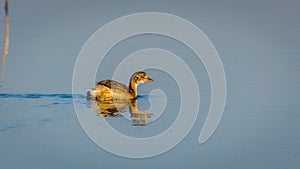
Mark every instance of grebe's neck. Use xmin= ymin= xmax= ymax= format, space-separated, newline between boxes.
xmin=129 ymin=81 xmax=138 ymax=98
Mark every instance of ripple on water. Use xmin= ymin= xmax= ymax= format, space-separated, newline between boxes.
xmin=0 ymin=94 xmax=86 ymax=132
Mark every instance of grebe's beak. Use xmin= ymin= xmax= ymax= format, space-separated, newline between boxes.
xmin=147 ymin=77 xmax=154 ymax=82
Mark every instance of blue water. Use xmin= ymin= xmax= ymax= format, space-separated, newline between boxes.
xmin=0 ymin=94 xmax=83 ymax=99
xmin=0 ymin=94 xmax=76 ymax=130
xmin=1 ymin=0 xmax=300 ymax=169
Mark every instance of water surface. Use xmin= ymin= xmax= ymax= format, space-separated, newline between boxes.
xmin=1 ymin=0 xmax=300 ymax=169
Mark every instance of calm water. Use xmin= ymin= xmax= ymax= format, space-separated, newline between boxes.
xmin=1 ymin=0 xmax=300 ymax=169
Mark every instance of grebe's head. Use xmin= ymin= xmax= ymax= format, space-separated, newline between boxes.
xmin=131 ymin=71 xmax=153 ymax=85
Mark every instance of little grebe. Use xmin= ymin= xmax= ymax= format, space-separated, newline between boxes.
xmin=87 ymin=71 xmax=153 ymax=101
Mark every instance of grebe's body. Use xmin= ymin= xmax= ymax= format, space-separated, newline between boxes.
xmin=87 ymin=71 xmax=153 ymax=102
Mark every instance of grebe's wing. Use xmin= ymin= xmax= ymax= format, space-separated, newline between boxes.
xmin=97 ymin=80 xmax=129 ymax=92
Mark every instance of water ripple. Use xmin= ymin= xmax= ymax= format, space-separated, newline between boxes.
xmin=0 ymin=93 xmax=85 ymax=99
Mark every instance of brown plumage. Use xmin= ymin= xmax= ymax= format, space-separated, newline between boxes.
xmin=87 ymin=71 xmax=153 ymax=102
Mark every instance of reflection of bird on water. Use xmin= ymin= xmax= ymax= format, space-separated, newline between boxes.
xmin=91 ymin=99 xmax=152 ymax=126
xmin=87 ymin=71 xmax=153 ymax=101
